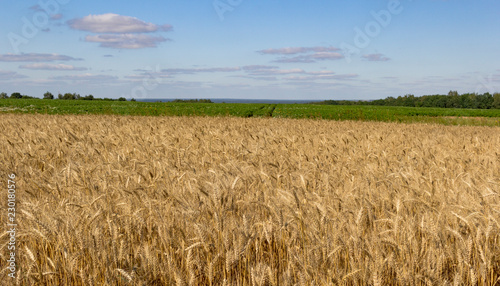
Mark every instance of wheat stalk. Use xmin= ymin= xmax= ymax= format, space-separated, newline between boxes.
xmin=0 ymin=114 xmax=498 ymax=285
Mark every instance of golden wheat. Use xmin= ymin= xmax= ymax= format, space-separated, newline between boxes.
xmin=0 ymin=114 xmax=499 ymax=285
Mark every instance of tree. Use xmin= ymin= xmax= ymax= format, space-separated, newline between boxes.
xmin=43 ymin=91 xmax=54 ymax=99
xmin=0 ymin=92 xmax=8 ymax=99
xmin=447 ymin=90 xmax=460 ymax=108
xmin=10 ymin=92 xmax=22 ymax=99
xmin=384 ymin=96 xmax=396 ymax=106
xmin=463 ymin=93 xmax=477 ymax=108
xmin=476 ymin=93 xmax=493 ymax=109
xmin=62 ymin=93 xmax=80 ymax=100
xmin=493 ymin=93 xmax=500 ymax=109
xmin=402 ymin=94 xmax=416 ymax=107
xmin=431 ymin=95 xmax=446 ymax=108
xmin=118 ymin=97 xmax=127 ymax=101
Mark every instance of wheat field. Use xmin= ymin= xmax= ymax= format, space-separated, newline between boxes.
xmin=0 ymin=114 xmax=499 ymax=285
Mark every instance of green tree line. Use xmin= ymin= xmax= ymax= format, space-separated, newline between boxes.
xmin=0 ymin=92 xmax=37 ymax=99
xmin=316 ymin=91 xmax=500 ymax=109
xmin=0 ymin=91 xmax=128 ymax=101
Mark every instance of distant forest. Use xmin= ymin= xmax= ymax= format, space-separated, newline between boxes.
xmin=315 ymin=91 xmax=500 ymax=109
xmin=0 ymin=92 xmax=129 ymax=101
xmin=2 ymin=90 xmax=500 ymax=109
xmin=0 ymin=92 xmax=216 ymax=103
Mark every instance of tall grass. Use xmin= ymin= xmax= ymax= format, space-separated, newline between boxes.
xmin=0 ymin=114 xmax=499 ymax=285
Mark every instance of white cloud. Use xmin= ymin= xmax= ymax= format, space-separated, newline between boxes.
xmin=258 ymin=46 xmax=340 ymax=55
xmin=0 ymin=70 xmax=28 ymax=80
xmin=68 ymin=13 xmax=172 ymax=33
xmin=124 ymin=72 xmax=171 ymax=83
xmin=284 ymin=73 xmax=358 ymax=81
xmin=160 ymin=67 xmax=241 ymax=74
xmin=50 ymin=73 xmax=118 ymax=83
xmin=245 ymin=68 xmax=306 ymax=76
xmin=19 ymin=63 xmax=87 ymax=71
xmin=306 ymin=71 xmax=336 ymax=75
xmin=161 ymin=80 xmax=206 ymax=89
xmin=85 ymin=34 xmax=169 ymax=49
xmin=209 ymin=83 xmax=251 ymax=89
xmin=240 ymin=67 xmax=351 ymax=82
xmin=67 ymin=13 xmax=172 ymax=49
xmin=233 ymin=75 xmax=278 ymax=81
xmin=0 ymin=53 xmax=81 ymax=62
xmin=257 ymin=46 xmax=344 ymax=63
xmin=68 ymin=14 xmax=173 ymax=49
xmin=51 ymin=14 xmax=63 ymax=20
xmin=361 ymin=53 xmax=390 ymax=61
xmin=311 ymin=52 xmax=344 ymax=60
xmin=274 ymin=52 xmax=344 ymax=63
xmin=268 ymin=68 xmax=305 ymax=75
xmin=241 ymin=65 xmax=278 ymax=71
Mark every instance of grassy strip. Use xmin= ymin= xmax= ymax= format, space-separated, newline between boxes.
xmin=273 ymin=104 xmax=500 ymax=126
xmin=1 ymin=99 xmax=499 ymax=126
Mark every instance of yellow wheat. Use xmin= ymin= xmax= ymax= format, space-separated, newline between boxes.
xmin=0 ymin=114 xmax=498 ymax=285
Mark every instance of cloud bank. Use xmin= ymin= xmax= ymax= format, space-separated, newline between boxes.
xmin=68 ymin=13 xmax=172 ymax=33
xmin=0 ymin=53 xmax=81 ymax=62
xmin=257 ymin=46 xmax=344 ymax=63
xmin=68 ymin=13 xmax=173 ymax=49
xmin=19 ymin=63 xmax=87 ymax=71
xmin=0 ymin=70 xmax=28 ymax=80
xmin=361 ymin=53 xmax=390 ymax=61
xmin=85 ymin=34 xmax=169 ymax=49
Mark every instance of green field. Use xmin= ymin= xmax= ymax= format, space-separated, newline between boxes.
xmin=1 ymin=98 xmax=500 ymax=126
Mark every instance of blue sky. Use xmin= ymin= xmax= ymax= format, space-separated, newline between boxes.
xmin=0 ymin=0 xmax=499 ymax=100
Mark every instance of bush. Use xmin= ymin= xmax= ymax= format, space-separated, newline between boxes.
xmin=172 ymin=99 xmax=213 ymax=103
xmin=10 ymin=92 xmax=22 ymax=99
xmin=493 ymin=93 xmax=500 ymax=109
xmin=44 ymin=92 xmax=54 ymax=99
xmin=61 ymin=93 xmax=80 ymax=100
